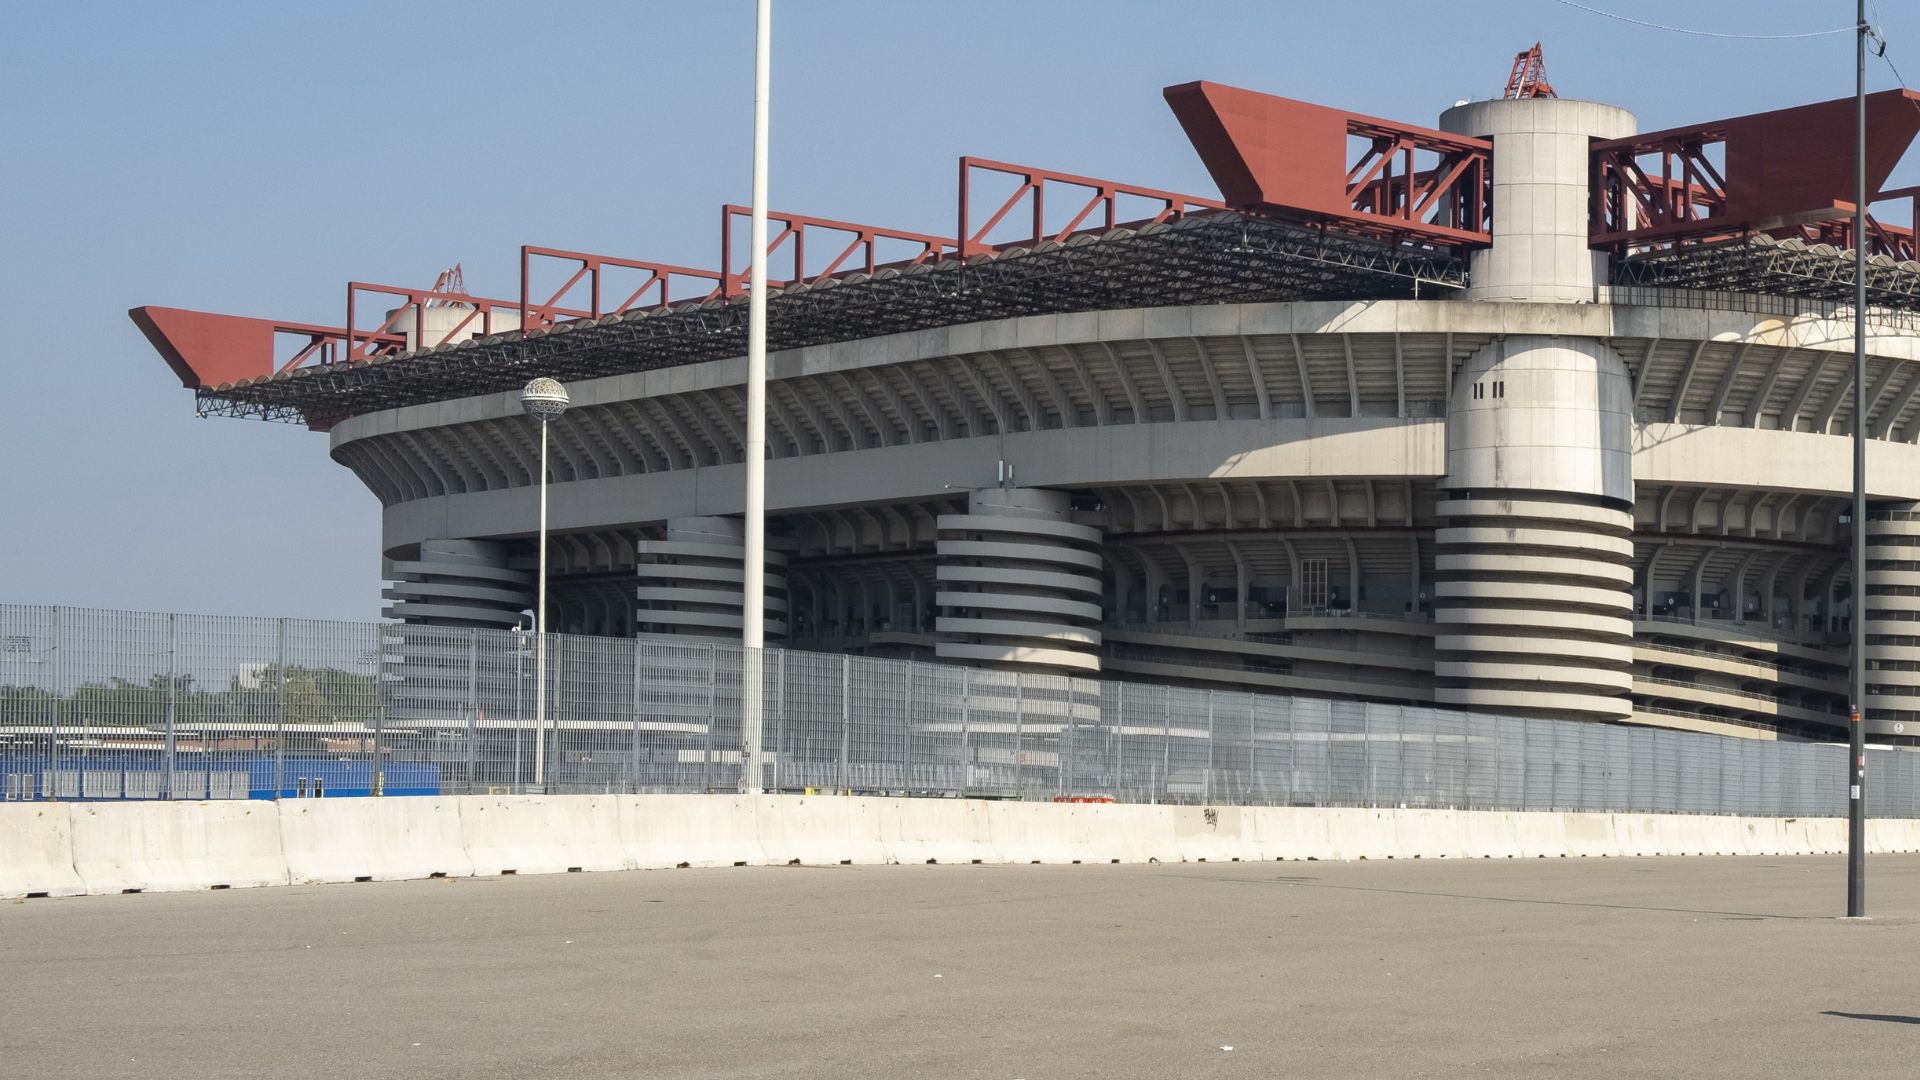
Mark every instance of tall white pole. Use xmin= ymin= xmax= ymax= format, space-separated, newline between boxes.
xmin=741 ymin=0 xmax=771 ymax=794
xmin=534 ymin=417 xmax=550 ymax=792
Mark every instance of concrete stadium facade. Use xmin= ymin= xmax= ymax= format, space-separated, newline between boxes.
xmin=150 ymin=89 xmax=1920 ymax=744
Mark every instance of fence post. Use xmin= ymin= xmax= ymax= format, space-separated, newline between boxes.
xmin=1160 ymin=687 xmax=1172 ymax=805
xmin=372 ymin=629 xmax=386 ymax=797
xmin=630 ymin=637 xmax=644 ymax=794
xmin=705 ymin=643 xmax=717 ymax=793
xmin=1013 ymin=673 xmax=1025 ymax=799
xmin=1060 ymin=678 xmax=1074 ymax=800
xmin=47 ymin=606 xmax=60 ymax=801
xmin=903 ymin=661 xmax=914 ymax=795
xmin=512 ymin=634 xmax=526 ymax=794
xmin=164 ymin=613 xmax=177 ymax=801
xmin=1205 ymin=690 xmax=1215 ymax=805
xmin=274 ymin=617 xmax=287 ymax=801
xmin=775 ymin=648 xmax=787 ymax=792
xmin=466 ymin=629 xmax=479 ymax=794
xmin=960 ymin=667 xmax=971 ymax=796
xmin=839 ymin=654 xmax=852 ymax=794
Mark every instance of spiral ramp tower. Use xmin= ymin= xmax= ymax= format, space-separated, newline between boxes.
xmin=1866 ymin=503 xmax=1920 ymax=737
xmin=381 ymin=539 xmax=533 ymax=727
xmin=382 ymin=539 xmax=532 ymax=628
xmin=935 ymin=489 xmax=1104 ymax=673
xmin=634 ymin=517 xmax=789 ymax=642
xmin=1433 ymin=335 xmax=1637 ymax=720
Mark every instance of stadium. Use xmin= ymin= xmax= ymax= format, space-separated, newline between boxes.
xmin=132 ymin=52 xmax=1920 ymax=745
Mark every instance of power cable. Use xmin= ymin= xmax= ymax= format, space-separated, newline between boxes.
xmin=1551 ymin=0 xmax=1855 ymax=41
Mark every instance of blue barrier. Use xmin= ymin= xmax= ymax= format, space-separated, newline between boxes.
xmin=0 ymin=751 xmax=441 ymax=801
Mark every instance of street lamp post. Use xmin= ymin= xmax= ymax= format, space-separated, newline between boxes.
xmin=1847 ymin=0 xmax=1870 ymax=919
xmin=741 ymin=0 xmax=772 ymax=795
xmin=520 ymin=377 xmax=571 ymax=794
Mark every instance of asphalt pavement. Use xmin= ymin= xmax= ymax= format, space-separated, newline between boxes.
xmin=4 ymin=855 xmax=1918 ymax=1079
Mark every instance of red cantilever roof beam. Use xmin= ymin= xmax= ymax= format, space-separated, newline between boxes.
xmin=1591 ymin=89 xmax=1920 ymax=255
xmin=1163 ymin=80 xmax=1491 ymax=248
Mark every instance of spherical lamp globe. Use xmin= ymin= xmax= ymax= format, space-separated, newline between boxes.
xmin=519 ymin=377 xmax=570 ymax=419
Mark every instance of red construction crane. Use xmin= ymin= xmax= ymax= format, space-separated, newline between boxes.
xmin=1504 ymin=43 xmax=1556 ymax=99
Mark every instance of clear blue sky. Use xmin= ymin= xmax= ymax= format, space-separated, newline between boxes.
xmin=1 ymin=0 xmax=1910 ymax=621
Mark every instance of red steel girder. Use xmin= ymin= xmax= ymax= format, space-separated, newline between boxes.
xmin=520 ymin=246 xmax=723 ymax=330
xmin=956 ymin=156 xmax=1224 ymax=257
xmin=1590 ymin=89 xmax=1920 ymax=253
xmin=344 ymin=282 xmax=525 ymax=362
xmin=720 ymin=206 xmax=956 ymax=297
xmin=1164 ymin=80 xmax=1492 ymax=248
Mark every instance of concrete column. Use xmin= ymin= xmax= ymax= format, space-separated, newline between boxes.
xmin=634 ymin=517 xmax=789 ymax=642
xmin=1433 ymin=336 xmax=1636 ymax=721
xmin=1439 ymin=98 xmax=1636 ymax=304
xmin=935 ymin=487 xmax=1103 ymax=673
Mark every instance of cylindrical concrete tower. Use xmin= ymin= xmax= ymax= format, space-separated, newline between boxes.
xmin=634 ymin=517 xmax=789 ymax=642
xmin=1431 ymin=96 xmax=1640 ymax=720
xmin=1434 ymin=336 xmax=1636 ymax=719
xmin=382 ymin=538 xmax=532 ymax=628
xmin=935 ymin=488 xmax=1104 ymax=672
xmin=1865 ymin=503 xmax=1920 ymax=736
xmin=1440 ymin=98 xmax=1636 ymax=303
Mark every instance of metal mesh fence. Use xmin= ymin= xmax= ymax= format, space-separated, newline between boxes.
xmin=1 ymin=602 xmax=1914 ymax=816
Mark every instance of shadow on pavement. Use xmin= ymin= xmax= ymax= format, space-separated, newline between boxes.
xmin=1822 ymin=1012 xmax=1920 ymax=1025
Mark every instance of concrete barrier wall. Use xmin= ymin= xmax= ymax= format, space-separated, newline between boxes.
xmin=5 ymin=796 xmax=1920 ymax=899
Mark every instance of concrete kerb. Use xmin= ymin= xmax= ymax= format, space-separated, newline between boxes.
xmin=1313 ymin=807 xmax=1402 ymax=860
xmin=1246 ymin=806 xmax=1340 ymax=860
xmin=1390 ymin=808 xmax=1472 ymax=859
xmin=1561 ymin=812 xmax=1618 ymax=858
xmin=460 ymin=794 xmax=635 ymax=876
xmin=12 ymin=795 xmax=1919 ymax=899
xmin=0 ymin=804 xmax=84 ymax=898
xmin=1456 ymin=809 xmax=1526 ymax=858
xmin=1506 ymin=811 xmax=1574 ymax=857
xmin=983 ymin=801 xmax=1179 ymax=864
xmin=68 ymin=800 xmax=288 ymax=894
xmin=279 ymin=796 xmax=472 ymax=884
xmin=1171 ymin=804 xmax=1258 ymax=863
xmin=868 ymin=797 xmax=996 ymax=865
xmin=625 ymin=794 xmax=768 ymax=869
xmin=749 ymin=794 xmax=874 ymax=865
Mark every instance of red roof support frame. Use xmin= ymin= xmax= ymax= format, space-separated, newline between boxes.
xmin=134 ymin=109 xmax=1226 ymax=396
xmin=520 ymin=246 xmax=723 ymax=327
xmin=1164 ymin=80 xmax=1492 ymax=248
xmin=719 ymin=206 xmax=955 ymax=297
xmin=1591 ymin=89 xmax=1920 ymax=255
xmin=343 ymin=281 xmax=523 ymax=362
xmin=956 ymin=156 xmax=1224 ymax=257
